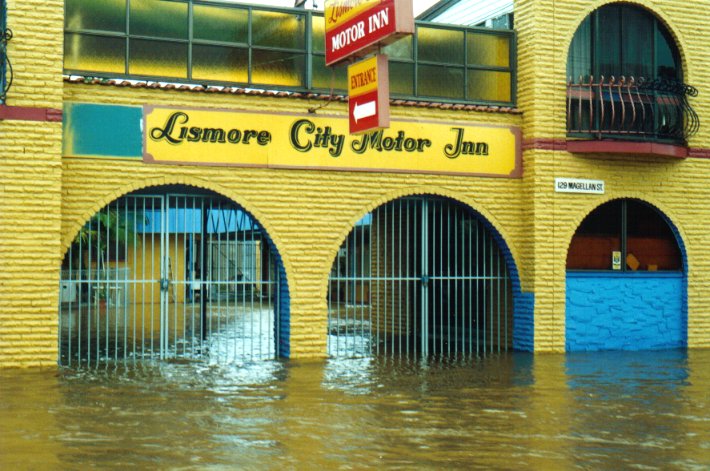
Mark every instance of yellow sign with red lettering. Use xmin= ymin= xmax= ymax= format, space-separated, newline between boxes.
xmin=144 ymin=106 xmax=522 ymax=178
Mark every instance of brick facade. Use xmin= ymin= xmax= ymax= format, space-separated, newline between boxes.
xmin=1 ymin=0 xmax=710 ymax=366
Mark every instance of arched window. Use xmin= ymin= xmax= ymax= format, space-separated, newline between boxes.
xmin=567 ymin=4 xmax=680 ymax=83
xmin=567 ymin=199 xmax=682 ymax=272
xmin=565 ymin=4 xmax=697 ymax=144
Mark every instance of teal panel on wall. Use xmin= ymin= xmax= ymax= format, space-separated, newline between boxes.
xmin=63 ymin=102 xmax=143 ymax=158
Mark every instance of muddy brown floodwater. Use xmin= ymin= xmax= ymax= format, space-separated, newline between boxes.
xmin=1 ymin=350 xmax=710 ymax=469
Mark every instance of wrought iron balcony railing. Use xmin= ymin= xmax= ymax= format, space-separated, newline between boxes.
xmin=567 ymin=76 xmax=699 ymax=144
xmin=0 ymin=0 xmax=12 ymax=104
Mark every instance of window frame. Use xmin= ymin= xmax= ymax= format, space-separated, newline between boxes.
xmin=63 ymin=0 xmax=517 ymax=107
xmin=567 ymin=199 xmax=683 ymax=273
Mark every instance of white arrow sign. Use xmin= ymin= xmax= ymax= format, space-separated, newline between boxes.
xmin=353 ymin=100 xmax=376 ymax=122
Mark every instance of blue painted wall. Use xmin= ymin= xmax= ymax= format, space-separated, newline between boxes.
xmin=566 ymin=272 xmax=686 ymax=351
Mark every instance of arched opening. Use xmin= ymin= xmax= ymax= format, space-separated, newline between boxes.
xmin=327 ymin=195 xmax=522 ymax=358
xmin=566 ymin=198 xmax=686 ymax=351
xmin=59 ymin=185 xmax=289 ymax=366
xmin=566 ymin=3 xmax=697 ymax=144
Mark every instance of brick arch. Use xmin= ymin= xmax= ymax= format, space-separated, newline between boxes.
xmin=561 ymin=194 xmax=688 ymax=272
xmin=321 ymin=187 xmax=534 ymax=351
xmin=321 ymin=186 xmax=523 ymax=299
xmin=60 ymin=175 xmax=292 ymax=287
xmin=563 ymin=1 xmax=689 ymax=81
xmin=564 ymin=195 xmax=688 ymax=351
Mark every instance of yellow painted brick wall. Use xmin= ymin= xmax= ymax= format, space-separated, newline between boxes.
xmin=61 ymin=83 xmax=528 ymax=360
xmin=0 ymin=1 xmax=64 ymax=367
xmin=516 ymin=0 xmax=710 ymax=351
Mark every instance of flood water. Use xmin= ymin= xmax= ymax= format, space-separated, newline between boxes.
xmin=2 ymin=350 xmax=709 ymax=469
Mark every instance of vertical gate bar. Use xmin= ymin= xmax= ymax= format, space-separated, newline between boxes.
xmin=77 ymin=228 xmax=84 ymax=364
xmin=159 ymin=197 xmax=166 ymax=359
xmin=345 ymin=220 xmax=351 ymax=356
xmin=405 ymin=199 xmax=410 ymax=356
xmin=420 ymin=198 xmax=429 ymax=358
xmin=433 ymin=200 xmax=444 ymax=355
xmin=103 ymin=204 xmax=109 ymax=362
xmin=456 ymin=207 xmax=462 ymax=355
xmin=389 ymin=200 xmax=397 ymax=357
xmin=200 ymin=198 xmax=207 ymax=355
xmin=490 ymin=232 xmax=494 ymax=353
xmin=113 ymin=200 xmax=118 ymax=362
xmin=123 ymin=200 xmax=129 ymax=362
xmin=375 ymin=206 xmax=380 ymax=356
xmin=361 ymin=209 xmax=366 ymax=356
xmin=180 ymin=196 xmax=186 ymax=357
xmin=481 ymin=223 xmax=486 ymax=354
xmin=505 ymin=256 xmax=509 ymax=349
xmin=273 ymin=246 xmax=279 ymax=359
xmin=475 ymin=219 xmax=480 ymax=355
xmin=447 ymin=201 xmax=452 ymax=357
xmin=152 ymin=197 xmax=158 ymax=358
xmin=63 ymin=245 xmax=70 ymax=365
xmin=131 ymin=198 xmax=137 ymax=360
xmin=397 ymin=199 xmax=402 ymax=357
xmin=497 ymin=245 xmax=501 ymax=352
xmin=191 ymin=197 xmax=197 ymax=357
xmin=368 ymin=210 xmax=373 ymax=356
xmin=87 ymin=212 xmax=93 ymax=366
xmin=381 ymin=203 xmax=392 ymax=355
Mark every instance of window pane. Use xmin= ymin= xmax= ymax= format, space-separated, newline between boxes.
xmin=626 ymin=201 xmax=682 ymax=271
xmin=417 ymin=27 xmax=464 ymax=64
xmin=467 ymin=33 xmax=509 ymax=68
xmin=192 ymin=45 xmax=248 ymax=83
xmin=567 ymin=16 xmax=591 ymax=81
xmin=418 ymin=64 xmax=464 ymax=99
xmin=129 ymin=39 xmax=187 ymax=78
xmin=130 ymin=0 xmax=187 ymax=40
xmin=252 ymin=50 xmax=304 ymax=87
xmin=66 ymin=0 xmax=126 ymax=32
xmin=596 ymin=5 xmax=621 ymax=77
xmin=389 ymin=61 xmax=414 ymax=96
xmin=312 ymin=16 xmax=325 ymax=53
xmin=567 ymin=200 xmax=622 ymax=270
xmin=64 ymin=33 xmax=126 ymax=74
xmin=311 ymin=55 xmax=347 ymax=91
xmin=621 ymin=6 xmax=653 ymax=79
xmin=194 ymin=5 xmax=248 ymax=44
xmin=467 ymin=69 xmax=511 ymax=102
xmin=383 ymin=36 xmax=413 ymax=60
xmin=657 ymin=26 xmax=681 ymax=80
xmin=252 ymin=11 xmax=305 ymax=49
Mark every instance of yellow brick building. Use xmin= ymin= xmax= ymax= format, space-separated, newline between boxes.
xmin=1 ymin=0 xmax=708 ymax=367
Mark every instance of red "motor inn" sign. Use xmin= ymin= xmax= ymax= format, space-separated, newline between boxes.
xmin=324 ymin=0 xmax=414 ymax=66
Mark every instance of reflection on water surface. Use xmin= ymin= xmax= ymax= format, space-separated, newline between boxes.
xmin=1 ymin=350 xmax=709 ymax=469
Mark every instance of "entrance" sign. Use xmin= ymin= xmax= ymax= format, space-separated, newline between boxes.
xmin=348 ymin=54 xmax=389 ymax=134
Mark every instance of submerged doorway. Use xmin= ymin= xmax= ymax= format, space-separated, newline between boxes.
xmin=566 ymin=199 xmax=686 ymax=351
xmin=327 ymin=196 xmax=515 ymax=358
xmin=59 ymin=186 xmax=288 ymax=366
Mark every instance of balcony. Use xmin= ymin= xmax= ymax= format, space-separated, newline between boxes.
xmin=567 ymin=76 xmax=699 ymax=157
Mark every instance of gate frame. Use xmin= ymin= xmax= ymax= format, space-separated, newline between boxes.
xmin=322 ymin=189 xmax=534 ymax=353
xmin=59 ymin=179 xmax=292 ymax=361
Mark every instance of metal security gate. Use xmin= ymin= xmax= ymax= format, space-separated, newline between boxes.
xmin=59 ymin=190 xmax=283 ymax=366
xmin=327 ymin=197 xmax=513 ymax=358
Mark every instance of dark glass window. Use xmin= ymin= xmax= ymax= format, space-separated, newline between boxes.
xmin=567 ymin=199 xmax=682 ymax=271
xmin=567 ymin=4 xmax=681 ymax=82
